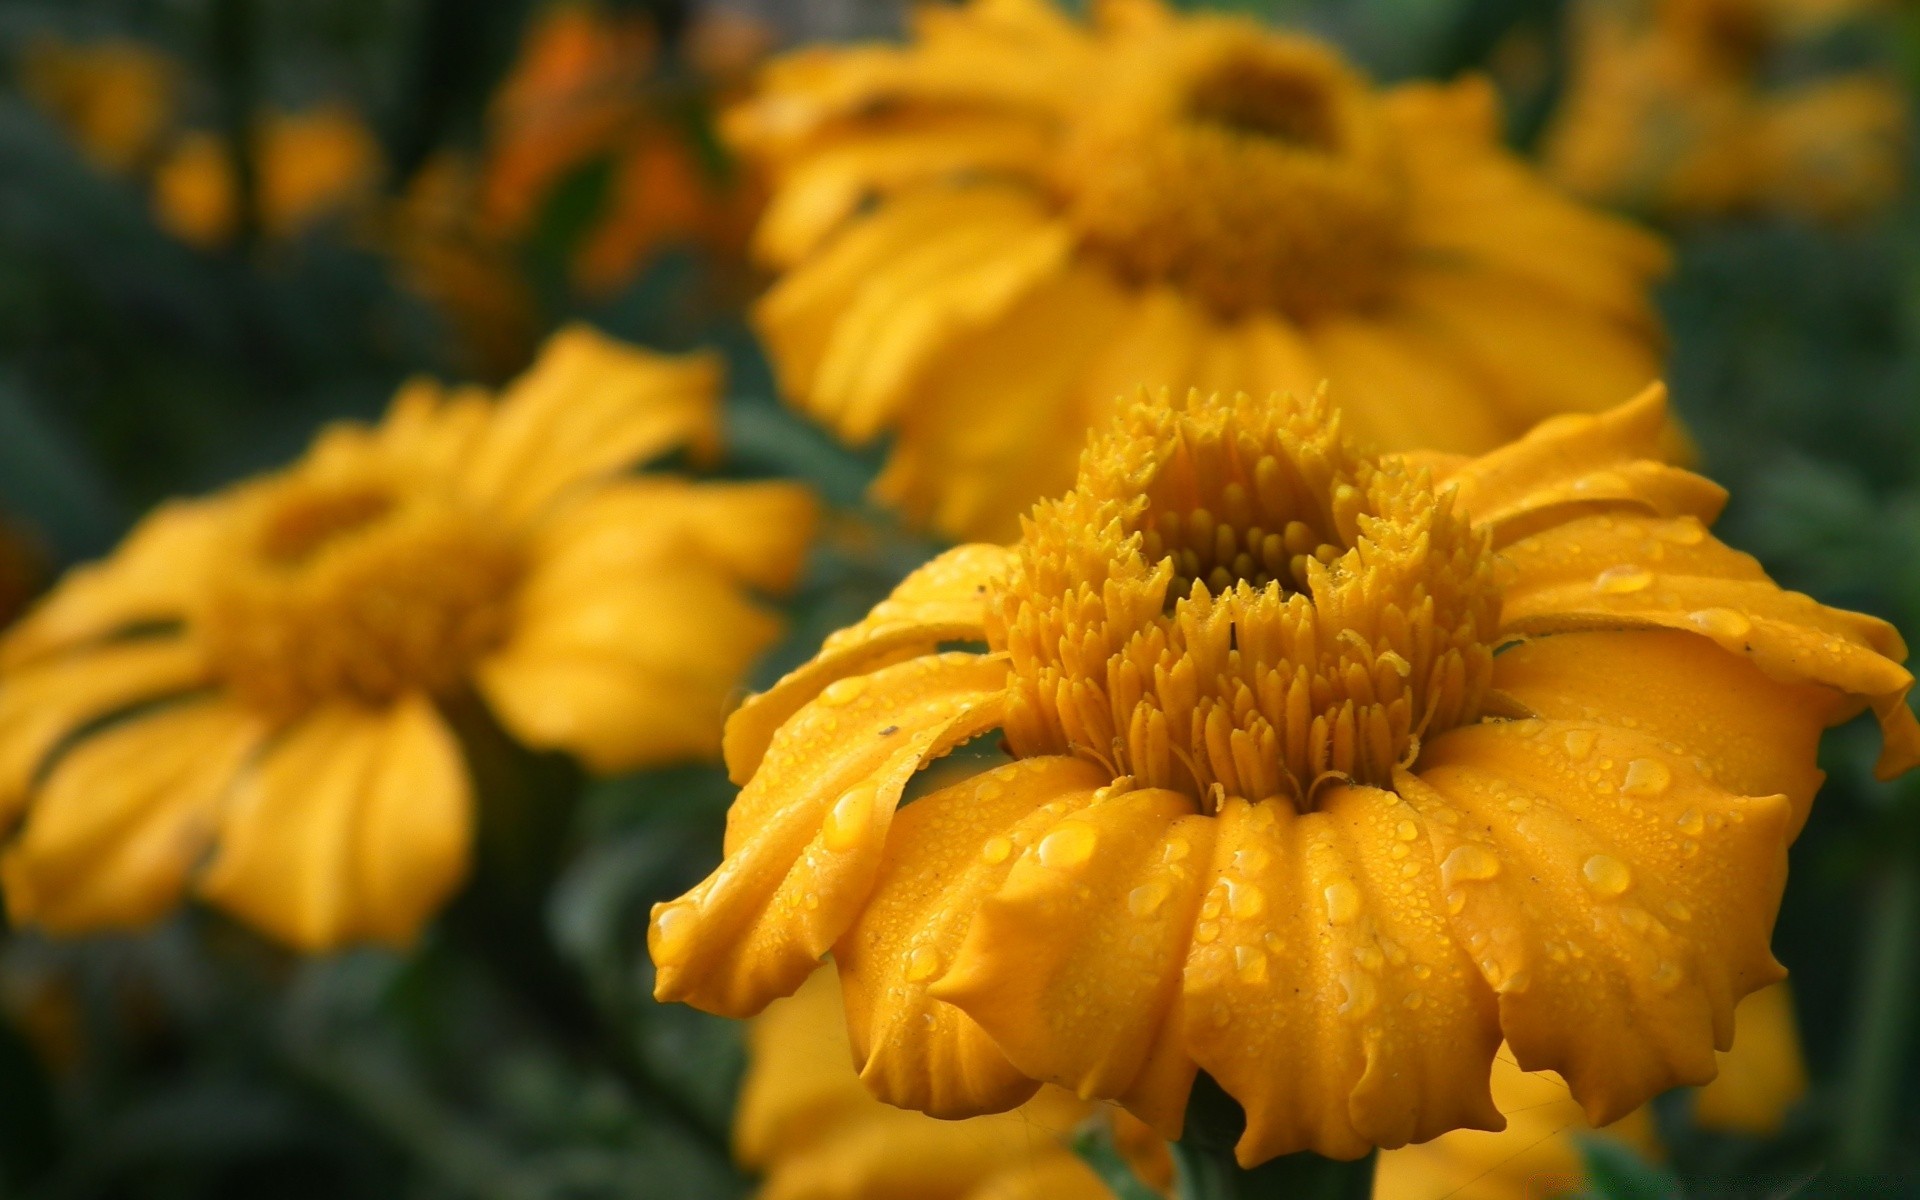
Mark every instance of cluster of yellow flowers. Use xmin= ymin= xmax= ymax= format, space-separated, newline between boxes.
xmin=6 ymin=0 xmax=1914 ymax=1196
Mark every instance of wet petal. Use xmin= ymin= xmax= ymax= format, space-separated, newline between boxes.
xmin=1402 ymin=718 xmax=1794 ymax=1123
xmin=3 ymin=699 xmax=261 ymax=932
xmin=837 ymin=756 xmax=1107 ymax=1117
xmin=724 ymin=545 xmax=1010 ymax=782
xmin=1499 ymin=513 xmax=1918 ymax=778
xmin=652 ymin=652 xmax=1010 ymax=1017
xmin=1494 ymin=629 xmax=1844 ymax=834
xmin=934 ymin=786 xmax=1211 ymax=1135
xmin=199 ymin=697 xmax=471 ymax=949
xmin=1435 ymin=386 xmax=1717 ymax=546
xmin=0 ymin=638 xmax=210 ymax=824
xmin=1183 ymin=792 xmax=1502 ymax=1164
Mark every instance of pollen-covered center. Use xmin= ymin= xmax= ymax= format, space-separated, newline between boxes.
xmin=200 ymin=466 xmax=522 ymax=718
xmin=1054 ymin=20 xmax=1408 ymax=320
xmin=989 ymin=389 xmax=1500 ymax=808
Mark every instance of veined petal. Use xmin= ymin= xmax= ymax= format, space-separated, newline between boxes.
xmin=724 ymin=544 xmax=1010 ymax=783
xmin=652 ymin=652 xmax=1010 ymax=1017
xmin=933 ymin=787 xmax=1211 ymax=1135
xmin=2 ymin=497 xmax=228 ymax=668
xmin=1402 ymin=719 xmax=1795 ymax=1124
xmin=0 ymin=637 xmax=211 ymax=825
xmin=461 ymin=324 xmax=722 ymax=527
xmin=2 ymin=699 xmax=262 ymax=932
xmin=1435 ymin=385 xmax=1716 ymax=545
xmin=1499 ymin=513 xmax=1918 ymax=777
xmin=198 ymin=696 xmax=471 ymax=950
xmin=837 ymin=757 xmax=1107 ymax=1117
xmin=1183 ymin=792 xmax=1502 ymax=1164
xmin=1493 ymin=630 xmax=1844 ymax=834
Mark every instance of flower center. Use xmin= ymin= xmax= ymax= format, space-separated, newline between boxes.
xmin=199 ymin=468 xmax=522 ymax=718
xmin=988 ymin=390 xmax=1499 ymax=807
xmin=1054 ymin=21 xmax=1408 ymax=320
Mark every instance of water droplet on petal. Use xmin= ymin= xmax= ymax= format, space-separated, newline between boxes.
xmin=1687 ymin=608 xmax=1752 ymax=640
xmin=1445 ymin=888 xmax=1467 ymax=915
xmin=905 ymin=945 xmax=942 ymax=982
xmin=981 ymin=835 xmax=1014 ymax=864
xmin=1234 ymin=945 xmax=1268 ymax=983
xmin=1129 ymin=879 xmax=1171 ymax=917
xmin=1440 ymin=844 xmax=1501 ymax=886
xmin=1595 ymin=565 xmax=1654 ymax=595
xmin=1564 ymin=729 xmax=1597 ymax=760
xmin=824 ymin=784 xmax=877 ymax=851
xmin=819 ymin=676 xmax=868 ymax=706
xmin=1038 ymin=821 xmax=1097 ymax=868
xmin=1195 ymin=921 xmax=1221 ymax=944
xmin=1395 ymin=820 xmax=1420 ymax=842
xmin=1622 ymin=758 xmax=1672 ymax=798
xmin=1227 ymin=878 xmax=1267 ymax=920
xmin=1652 ymin=960 xmax=1683 ymax=991
xmin=1162 ymin=838 xmax=1191 ymax=864
xmin=1323 ymin=881 xmax=1361 ymax=925
xmin=651 ymin=902 xmax=699 ymax=966
xmin=1676 ymin=808 xmax=1705 ymax=836
xmin=1583 ymin=854 xmax=1633 ymax=897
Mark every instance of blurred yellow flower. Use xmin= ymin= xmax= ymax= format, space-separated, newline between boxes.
xmin=152 ymin=107 xmax=383 ymax=248
xmin=739 ymin=966 xmax=1169 ymax=1200
xmin=652 ymin=383 xmax=1918 ymax=1164
xmin=0 ymin=326 xmax=816 ymax=950
xmin=726 ymin=0 xmax=1670 ymax=540
xmin=19 ymin=36 xmax=179 ymax=173
xmin=1545 ymin=0 xmax=1907 ymax=222
xmin=1375 ymin=982 xmax=1801 ymax=1198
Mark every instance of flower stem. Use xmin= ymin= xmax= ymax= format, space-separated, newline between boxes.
xmin=1836 ymin=812 xmax=1920 ymax=1175
xmin=1173 ymin=1074 xmax=1377 ymax=1200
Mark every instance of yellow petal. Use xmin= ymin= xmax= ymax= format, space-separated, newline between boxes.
xmin=928 ymin=785 xmax=1207 ymax=1132
xmin=1402 ymin=719 xmax=1795 ymax=1124
xmin=1182 ymin=792 xmax=1502 ymax=1165
xmin=1493 ymin=629 xmax=1844 ymax=835
xmin=3 ymin=699 xmax=261 ymax=932
xmin=735 ymin=967 xmax=879 ymax=1170
xmin=724 ymin=544 xmax=1010 ymax=783
xmin=2 ymin=497 xmax=228 ymax=668
xmin=462 ymin=324 xmax=722 ymax=527
xmin=652 ymin=652 xmax=1010 ymax=1017
xmin=526 ymin=477 xmax=818 ymax=597
xmin=1498 ymin=512 xmax=1919 ymax=778
xmin=1694 ymin=982 xmax=1807 ymax=1137
xmin=1305 ymin=310 xmax=1511 ymax=453
xmin=1437 ymin=385 xmax=1719 ymax=546
xmin=838 ymin=757 xmax=1108 ymax=1117
xmin=0 ymin=637 xmax=210 ymax=825
xmin=198 ymin=697 xmax=471 ymax=950
xmin=375 ymin=376 xmax=493 ymax=482
xmin=959 ymin=1154 xmax=1114 ymax=1200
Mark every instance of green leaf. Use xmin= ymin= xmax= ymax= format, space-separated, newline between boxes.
xmin=1576 ymin=1135 xmax=1685 ymax=1200
xmin=1071 ymin=1118 xmax=1163 ymax=1200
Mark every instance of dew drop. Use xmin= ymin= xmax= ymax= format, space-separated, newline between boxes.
xmin=1622 ymin=758 xmax=1672 ymax=798
xmin=1129 ymin=880 xmax=1172 ymax=917
xmin=1445 ymin=888 xmax=1467 ymax=916
xmin=1660 ymin=519 xmax=1706 ymax=546
xmin=1227 ymin=878 xmax=1267 ymax=920
xmin=1594 ymin=565 xmax=1654 ymax=595
xmin=1232 ymin=845 xmax=1272 ymax=874
xmin=1323 ymin=881 xmax=1362 ymax=926
xmin=1038 ymin=822 xmax=1097 ymax=869
xmin=1687 ymin=607 xmax=1752 ymax=640
xmin=1675 ymin=808 xmax=1705 ymax=836
xmin=1619 ymin=906 xmax=1651 ymax=933
xmin=823 ymin=784 xmax=877 ymax=851
xmin=1162 ymin=838 xmax=1192 ymax=864
xmin=1663 ymin=899 xmax=1693 ymax=923
xmin=650 ymin=902 xmax=699 ymax=966
xmin=904 ymin=945 xmax=942 ymax=982
xmin=1582 ymin=854 xmax=1633 ymax=897
xmin=1564 ymin=729 xmax=1597 ymax=760
xmin=1234 ymin=945 xmax=1269 ymax=984
xmin=1652 ymin=960 xmax=1683 ymax=991
xmin=1337 ymin=970 xmax=1379 ymax=1017
xmin=1440 ymin=844 xmax=1501 ymax=886
xmin=1395 ymin=820 xmax=1420 ymax=843
xmin=981 ymin=835 xmax=1014 ymax=864
xmin=819 ymin=676 xmax=868 ymax=706
xmin=1195 ymin=921 xmax=1221 ymax=944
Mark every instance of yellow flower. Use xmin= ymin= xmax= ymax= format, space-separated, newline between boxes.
xmin=0 ymin=326 xmax=816 ymax=950
xmin=19 ymin=37 xmax=179 ymax=173
xmin=740 ymin=966 xmax=1169 ymax=1200
xmin=726 ymin=0 xmax=1670 ymax=540
xmin=651 ymin=384 xmax=1918 ymax=1164
xmin=153 ymin=107 xmax=383 ymax=248
xmin=1545 ymin=0 xmax=1907 ymax=222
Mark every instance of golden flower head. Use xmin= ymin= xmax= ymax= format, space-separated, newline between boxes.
xmin=1544 ymin=0 xmax=1907 ymax=222
xmin=738 ymin=965 xmax=1167 ymax=1200
xmin=729 ymin=0 xmax=1672 ymax=540
xmin=0 ymin=325 xmax=816 ymax=950
xmin=651 ymin=384 xmax=1917 ymax=1164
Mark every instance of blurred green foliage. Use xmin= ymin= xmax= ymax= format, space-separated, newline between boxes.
xmin=0 ymin=0 xmax=1916 ymax=1197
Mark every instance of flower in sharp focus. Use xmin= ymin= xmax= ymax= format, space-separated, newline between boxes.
xmin=1544 ymin=0 xmax=1907 ymax=223
xmin=1374 ymin=982 xmax=1802 ymax=1199
xmin=651 ymin=384 xmax=1918 ymax=1163
xmin=738 ymin=966 xmax=1170 ymax=1200
xmin=726 ymin=0 xmax=1671 ymax=541
xmin=0 ymin=325 xmax=816 ymax=950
